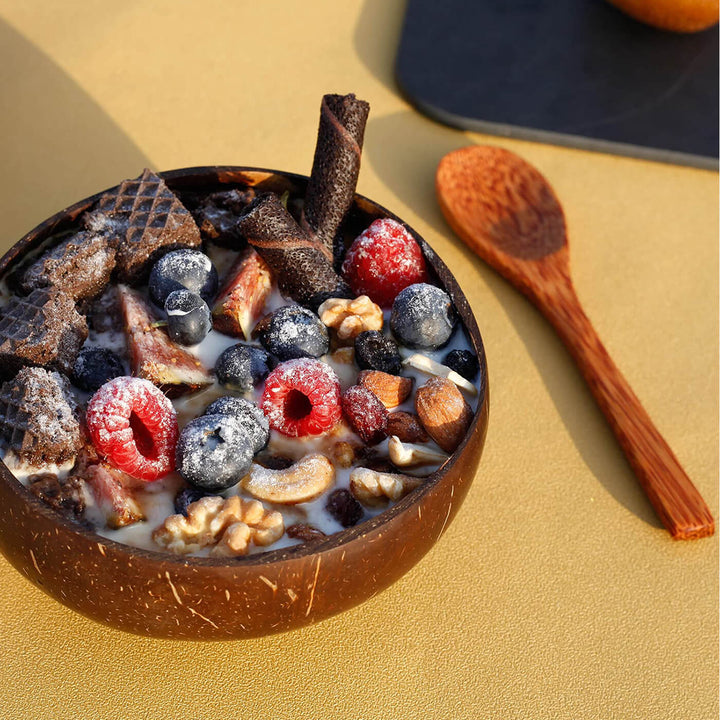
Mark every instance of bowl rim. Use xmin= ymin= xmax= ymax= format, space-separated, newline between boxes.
xmin=0 ymin=165 xmax=488 ymax=569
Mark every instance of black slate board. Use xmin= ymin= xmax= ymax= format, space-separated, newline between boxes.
xmin=395 ymin=0 xmax=718 ymax=169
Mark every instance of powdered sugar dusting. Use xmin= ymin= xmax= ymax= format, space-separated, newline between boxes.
xmin=85 ymin=376 xmax=178 ymax=480
xmin=261 ymin=358 xmax=342 ymax=437
xmin=175 ymin=413 xmax=252 ymax=486
xmin=157 ymin=248 xmax=212 ymax=277
xmin=244 ymin=453 xmax=333 ymax=497
xmin=0 ymin=367 xmax=81 ymax=464
xmin=341 ymin=218 xmax=428 ymax=306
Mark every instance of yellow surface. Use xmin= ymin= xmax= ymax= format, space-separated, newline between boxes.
xmin=0 ymin=2 xmax=717 ymax=718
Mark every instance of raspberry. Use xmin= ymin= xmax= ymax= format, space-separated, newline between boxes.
xmin=85 ymin=377 xmax=179 ymax=481
xmin=341 ymin=218 xmax=428 ymax=307
xmin=261 ymin=359 xmax=342 ymax=437
xmin=341 ymin=385 xmax=388 ymax=445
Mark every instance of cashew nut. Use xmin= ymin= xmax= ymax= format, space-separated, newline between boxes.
xmin=242 ymin=453 xmax=336 ymax=504
xmin=388 ymin=435 xmax=448 ymax=471
xmin=402 ymin=353 xmax=477 ymax=395
xmin=349 ymin=466 xmax=423 ymax=507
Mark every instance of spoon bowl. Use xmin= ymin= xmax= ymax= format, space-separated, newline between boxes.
xmin=437 ymin=145 xmax=713 ymax=540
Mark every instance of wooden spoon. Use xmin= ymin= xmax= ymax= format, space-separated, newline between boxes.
xmin=436 ymin=145 xmax=714 ymax=540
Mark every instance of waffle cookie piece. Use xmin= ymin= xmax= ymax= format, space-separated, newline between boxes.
xmin=0 ymin=287 xmax=88 ymax=377
xmin=0 ymin=367 xmax=81 ymax=465
xmin=19 ymin=230 xmax=116 ymax=301
xmin=118 ymin=284 xmax=213 ymax=397
xmin=87 ymin=168 xmax=201 ymax=283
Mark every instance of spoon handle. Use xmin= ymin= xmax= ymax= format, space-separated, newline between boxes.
xmin=536 ymin=264 xmax=714 ymax=540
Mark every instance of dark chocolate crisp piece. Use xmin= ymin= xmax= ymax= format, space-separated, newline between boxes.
xmin=0 ymin=287 xmax=88 ymax=377
xmin=81 ymin=286 xmax=123 ymax=333
xmin=302 ymin=93 xmax=370 ymax=266
xmin=0 ymin=367 xmax=82 ymax=465
xmin=238 ymin=193 xmax=352 ymax=310
xmin=188 ymin=188 xmax=256 ymax=248
xmin=20 ymin=230 xmax=116 ymax=300
xmin=86 ymin=168 xmax=201 ymax=283
xmin=28 ymin=472 xmax=86 ymax=519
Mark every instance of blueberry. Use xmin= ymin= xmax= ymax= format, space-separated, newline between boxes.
xmin=173 ymin=486 xmax=215 ymax=515
xmin=204 ymin=396 xmax=269 ymax=453
xmin=354 ymin=330 xmax=402 ymax=375
xmin=164 ymin=289 xmax=211 ymax=345
xmin=390 ymin=283 xmax=457 ymax=349
xmin=149 ymin=249 xmax=218 ymax=306
xmin=254 ymin=305 xmax=328 ymax=361
xmin=443 ymin=349 xmax=479 ymax=381
xmin=72 ymin=347 xmax=125 ymax=392
xmin=215 ymin=343 xmax=272 ymax=392
xmin=325 ymin=488 xmax=364 ymax=528
xmin=175 ymin=414 xmax=254 ymax=491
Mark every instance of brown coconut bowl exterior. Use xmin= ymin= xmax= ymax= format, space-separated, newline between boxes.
xmin=0 ymin=167 xmax=489 ymax=640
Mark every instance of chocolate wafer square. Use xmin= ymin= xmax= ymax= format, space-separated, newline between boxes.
xmin=0 ymin=367 xmax=81 ymax=465
xmin=88 ymin=168 xmax=201 ymax=283
xmin=20 ymin=230 xmax=116 ymax=301
xmin=0 ymin=287 xmax=88 ymax=377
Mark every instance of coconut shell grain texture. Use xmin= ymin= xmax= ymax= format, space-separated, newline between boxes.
xmin=0 ymin=167 xmax=489 ymax=640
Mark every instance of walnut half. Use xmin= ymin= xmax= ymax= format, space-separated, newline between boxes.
xmin=152 ymin=496 xmax=284 ymax=557
xmin=318 ymin=296 xmax=383 ymax=342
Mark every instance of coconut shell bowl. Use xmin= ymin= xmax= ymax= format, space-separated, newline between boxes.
xmin=0 ymin=167 xmax=488 ymax=639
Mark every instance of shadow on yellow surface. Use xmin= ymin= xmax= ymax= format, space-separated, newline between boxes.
xmin=0 ymin=20 xmax=149 ymax=249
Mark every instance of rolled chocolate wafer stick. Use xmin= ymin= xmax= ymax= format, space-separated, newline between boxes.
xmin=302 ymin=93 xmax=370 ymax=266
xmin=239 ymin=193 xmax=352 ymax=311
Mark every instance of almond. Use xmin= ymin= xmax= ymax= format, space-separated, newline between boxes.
xmin=415 ymin=377 xmax=473 ymax=453
xmin=358 ymin=370 xmax=413 ymax=409
xmin=386 ymin=411 xmax=430 ymax=443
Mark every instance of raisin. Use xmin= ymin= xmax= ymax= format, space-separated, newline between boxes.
xmin=254 ymin=453 xmax=296 ymax=470
xmin=286 ymin=523 xmax=327 ymax=542
xmin=325 ymin=488 xmax=364 ymax=528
